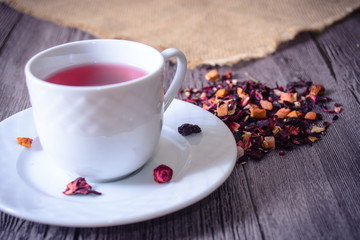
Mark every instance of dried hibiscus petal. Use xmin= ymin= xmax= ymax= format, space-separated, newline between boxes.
xmin=153 ymin=164 xmax=173 ymax=183
xmin=17 ymin=137 xmax=33 ymax=148
xmin=63 ymin=177 xmax=101 ymax=195
xmin=178 ymin=123 xmax=202 ymax=136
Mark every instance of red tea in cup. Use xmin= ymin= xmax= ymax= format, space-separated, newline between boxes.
xmin=45 ymin=63 xmax=147 ymax=86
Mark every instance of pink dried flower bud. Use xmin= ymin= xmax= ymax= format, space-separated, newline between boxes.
xmin=153 ymin=164 xmax=173 ymax=183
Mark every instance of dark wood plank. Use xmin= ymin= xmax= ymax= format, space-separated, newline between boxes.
xmin=308 ymin=11 xmax=360 ymax=238
xmin=0 ymin=3 xmax=21 ymax=49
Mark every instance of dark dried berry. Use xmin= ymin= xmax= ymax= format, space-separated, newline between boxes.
xmin=153 ymin=164 xmax=173 ymax=183
xmin=178 ymin=123 xmax=202 ymax=136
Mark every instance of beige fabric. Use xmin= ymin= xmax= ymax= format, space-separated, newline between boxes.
xmin=3 ymin=0 xmax=360 ymax=68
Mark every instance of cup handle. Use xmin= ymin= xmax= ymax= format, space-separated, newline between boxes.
xmin=161 ymin=48 xmax=187 ymax=111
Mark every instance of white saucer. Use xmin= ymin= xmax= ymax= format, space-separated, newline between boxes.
xmin=0 ymin=99 xmax=236 ymax=227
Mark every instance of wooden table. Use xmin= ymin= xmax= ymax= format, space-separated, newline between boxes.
xmin=1 ymin=3 xmax=359 ymax=239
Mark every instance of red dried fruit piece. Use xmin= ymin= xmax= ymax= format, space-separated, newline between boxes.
xmin=153 ymin=164 xmax=173 ymax=183
xmin=222 ymin=70 xmax=232 ymax=80
xmin=17 ymin=137 xmax=33 ymax=148
xmin=63 ymin=177 xmax=101 ymax=195
xmin=178 ymin=123 xmax=202 ymax=136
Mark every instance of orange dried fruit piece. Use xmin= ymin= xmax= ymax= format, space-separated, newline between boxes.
xmin=262 ymin=136 xmax=275 ymax=149
xmin=310 ymin=84 xmax=324 ymax=96
xmin=215 ymin=88 xmax=228 ymax=98
xmin=260 ymin=100 xmax=273 ymax=110
xmin=287 ymin=110 xmax=302 ymax=118
xmin=250 ymin=106 xmax=266 ymax=119
xmin=217 ymin=101 xmax=228 ymax=117
xmin=275 ymin=108 xmax=291 ymax=119
xmin=17 ymin=137 xmax=33 ymax=148
xmin=205 ymin=69 xmax=220 ymax=82
xmin=304 ymin=111 xmax=317 ymax=120
xmin=237 ymin=87 xmax=248 ymax=98
xmin=280 ymin=92 xmax=295 ymax=103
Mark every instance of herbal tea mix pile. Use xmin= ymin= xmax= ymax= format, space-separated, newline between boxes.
xmin=179 ymin=70 xmax=341 ymax=163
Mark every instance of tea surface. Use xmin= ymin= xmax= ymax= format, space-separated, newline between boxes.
xmin=45 ymin=63 xmax=147 ymax=86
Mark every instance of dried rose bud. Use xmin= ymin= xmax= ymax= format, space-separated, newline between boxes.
xmin=153 ymin=164 xmax=173 ymax=183
xmin=178 ymin=123 xmax=202 ymax=136
xmin=63 ymin=177 xmax=101 ymax=195
xmin=205 ymin=70 xmax=220 ymax=82
xmin=17 ymin=137 xmax=33 ymax=148
xmin=310 ymin=84 xmax=324 ymax=96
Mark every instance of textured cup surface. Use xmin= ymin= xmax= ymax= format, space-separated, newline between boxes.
xmin=25 ymin=39 xmax=186 ymax=181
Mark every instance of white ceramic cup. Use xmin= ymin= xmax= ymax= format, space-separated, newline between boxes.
xmin=25 ymin=39 xmax=187 ymax=182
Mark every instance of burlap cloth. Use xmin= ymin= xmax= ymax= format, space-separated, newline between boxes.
xmin=3 ymin=0 xmax=360 ymax=68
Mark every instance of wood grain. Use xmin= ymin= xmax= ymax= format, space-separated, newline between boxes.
xmin=0 ymin=2 xmax=359 ymax=239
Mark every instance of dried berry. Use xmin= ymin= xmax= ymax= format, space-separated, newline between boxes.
xmin=153 ymin=164 xmax=173 ymax=183
xmin=17 ymin=137 xmax=33 ymax=148
xmin=63 ymin=177 xmax=101 ymax=195
xmin=178 ymin=123 xmax=202 ymax=136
